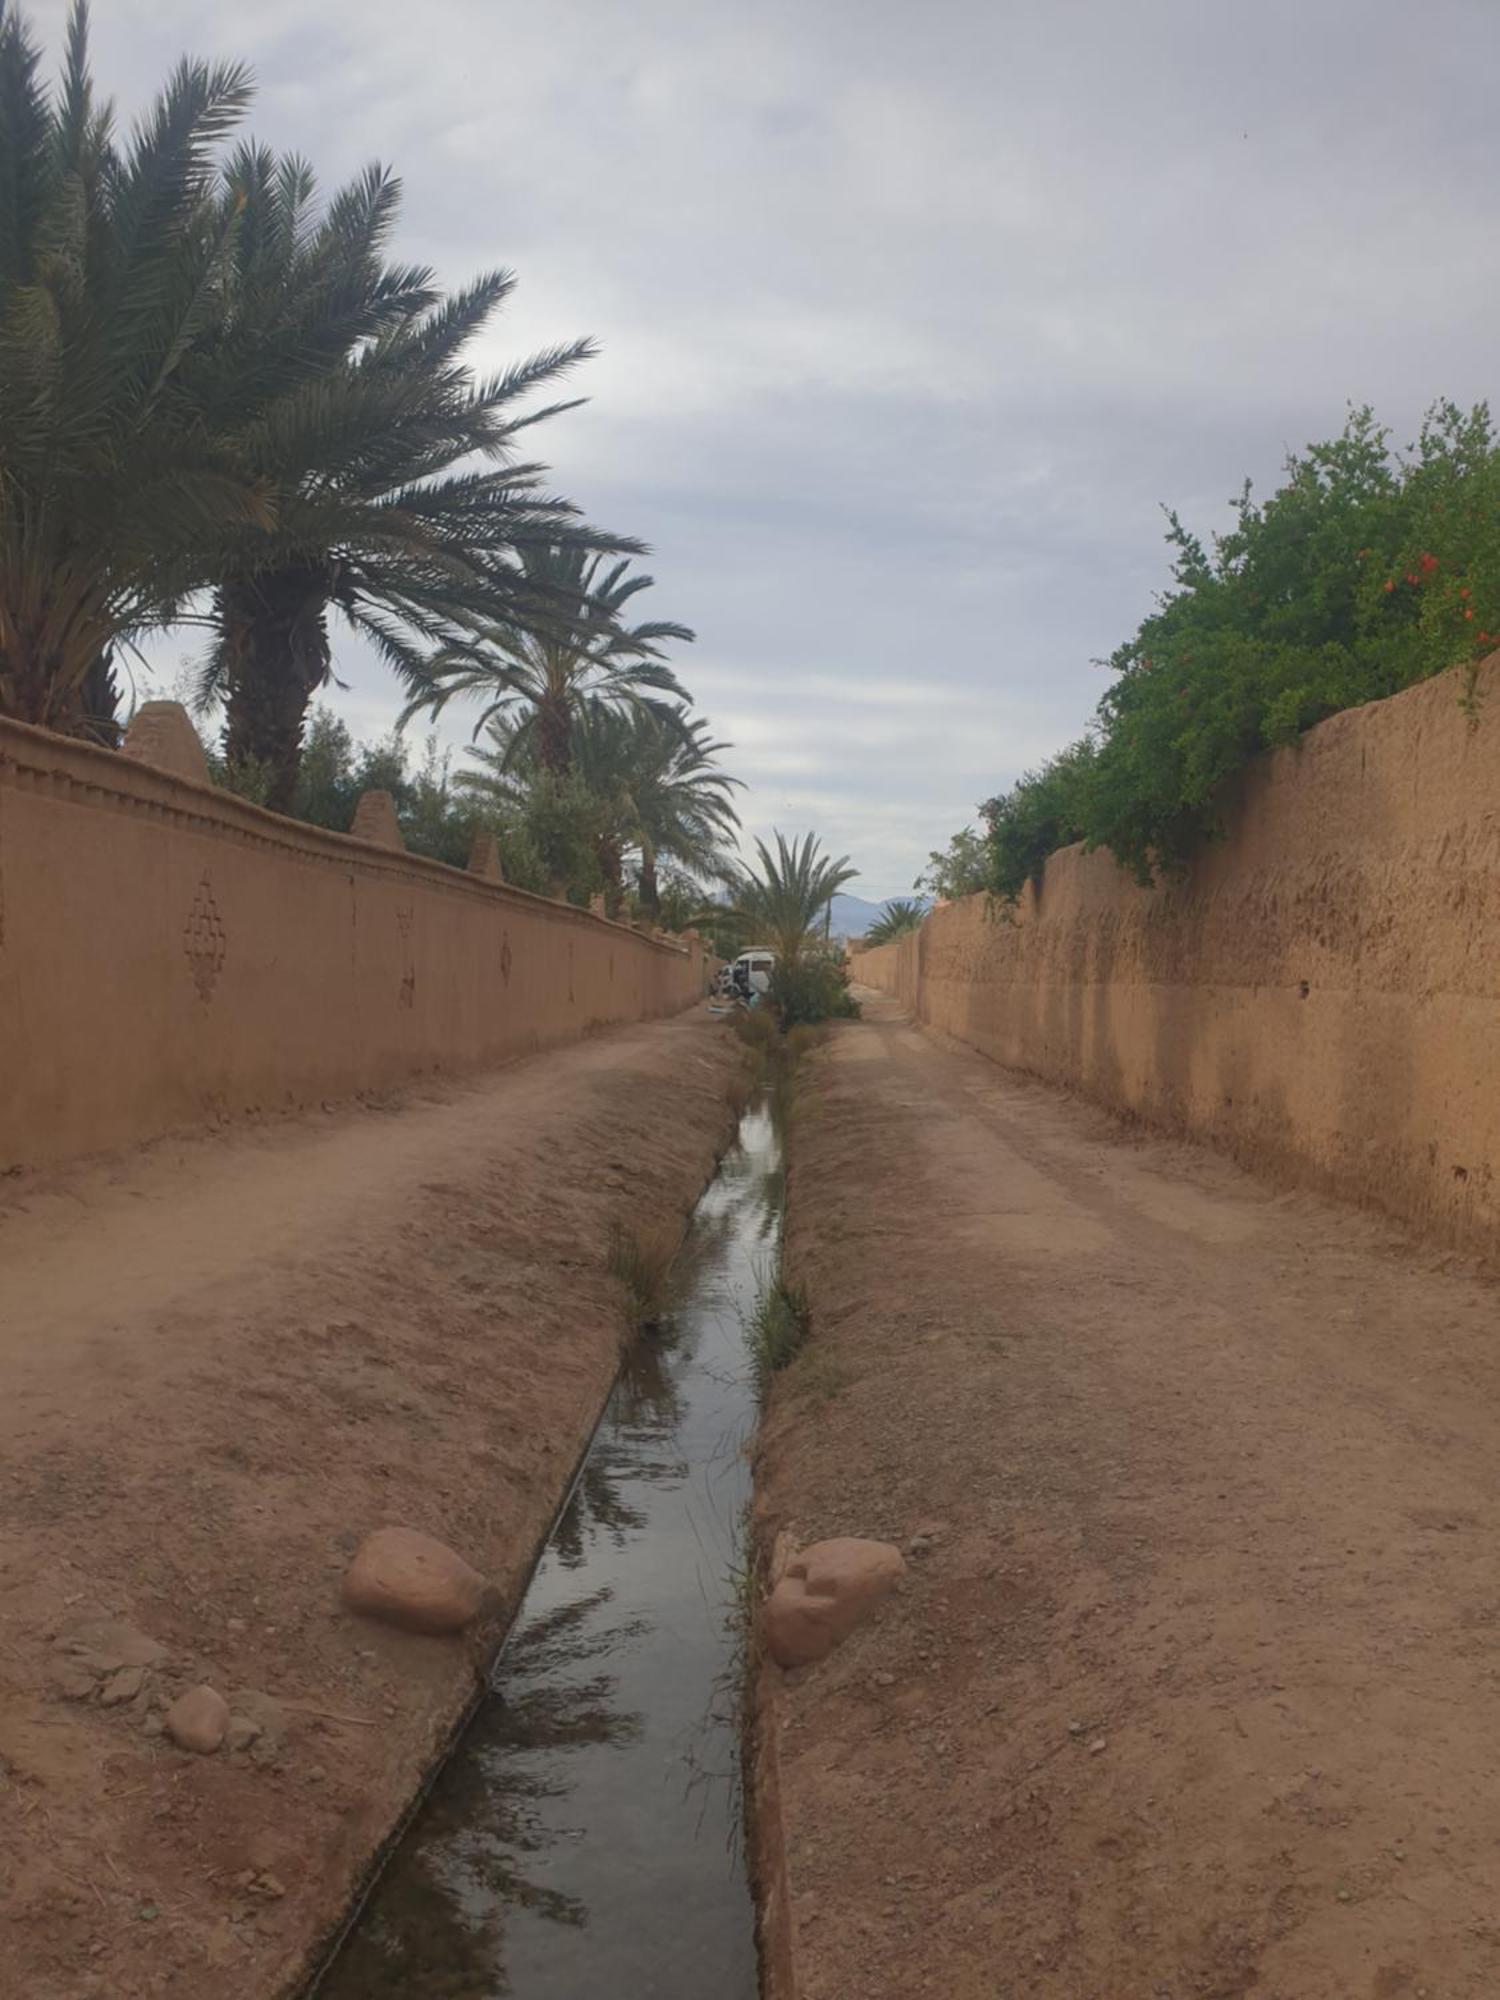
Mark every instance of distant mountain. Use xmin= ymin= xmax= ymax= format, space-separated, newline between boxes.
xmin=828 ymin=893 xmax=928 ymax=939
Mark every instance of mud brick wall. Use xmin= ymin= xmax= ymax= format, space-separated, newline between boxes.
xmin=0 ymin=716 xmax=706 ymax=1170
xmin=858 ymin=657 xmax=1500 ymax=1256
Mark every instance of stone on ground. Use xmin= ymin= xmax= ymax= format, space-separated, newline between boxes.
xmin=764 ymin=1537 xmax=905 ymax=1669
xmin=341 ymin=1526 xmax=489 ymax=1636
xmin=165 ymin=1685 xmax=230 ymax=1754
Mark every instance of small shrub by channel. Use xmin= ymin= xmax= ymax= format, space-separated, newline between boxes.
xmin=768 ymin=949 xmax=859 ymax=1029
xmin=746 ymin=1277 xmax=810 ymax=1392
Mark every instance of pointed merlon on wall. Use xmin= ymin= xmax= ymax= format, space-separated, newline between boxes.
xmin=121 ymin=701 xmax=212 ymax=787
xmin=466 ymin=831 xmax=505 ymax=882
xmin=350 ymin=789 xmax=404 ymax=850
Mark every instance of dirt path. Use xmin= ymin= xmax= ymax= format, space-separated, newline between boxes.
xmin=754 ymin=992 xmax=1500 ymax=2000
xmin=0 ymin=1012 xmax=738 ymax=2000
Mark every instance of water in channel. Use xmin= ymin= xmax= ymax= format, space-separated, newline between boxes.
xmin=318 ymin=1095 xmax=779 ymax=2000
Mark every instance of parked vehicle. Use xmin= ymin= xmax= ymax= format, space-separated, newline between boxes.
xmin=730 ymin=949 xmax=776 ymax=1001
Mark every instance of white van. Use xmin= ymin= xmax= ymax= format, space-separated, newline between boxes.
xmin=730 ymin=949 xmax=776 ymax=999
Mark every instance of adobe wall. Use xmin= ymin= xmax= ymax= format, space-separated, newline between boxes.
xmin=0 ymin=716 xmax=706 ymax=1171
xmin=858 ymin=656 xmax=1500 ymax=1257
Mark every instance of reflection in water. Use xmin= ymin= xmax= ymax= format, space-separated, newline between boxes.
xmin=319 ymin=1101 xmax=778 ymax=2000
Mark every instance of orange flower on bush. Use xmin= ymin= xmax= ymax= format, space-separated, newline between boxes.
xmin=1420 ymin=551 xmax=1440 ymax=573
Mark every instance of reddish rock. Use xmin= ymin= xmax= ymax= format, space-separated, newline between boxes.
xmin=342 ymin=1527 xmax=488 ymax=1636
xmin=764 ymin=1537 xmax=905 ymax=1669
xmin=165 ymin=1684 xmax=230 ymax=1754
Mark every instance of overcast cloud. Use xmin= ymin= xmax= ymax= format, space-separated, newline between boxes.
xmin=49 ymin=0 xmax=1500 ymax=896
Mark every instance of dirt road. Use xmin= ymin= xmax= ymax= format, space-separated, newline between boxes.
xmin=0 ymin=1013 xmax=737 ymax=2000
xmin=754 ymin=992 xmax=1500 ymax=2000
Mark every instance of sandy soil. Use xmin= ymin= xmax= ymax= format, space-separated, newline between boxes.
xmin=0 ymin=1011 xmax=739 ymax=2000
xmin=753 ymin=991 xmax=1500 ymax=2000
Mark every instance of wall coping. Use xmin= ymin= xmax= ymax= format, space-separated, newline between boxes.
xmin=0 ymin=713 xmax=690 ymax=957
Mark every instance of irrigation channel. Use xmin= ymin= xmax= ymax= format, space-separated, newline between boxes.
xmin=317 ymin=1093 xmax=780 ymax=1999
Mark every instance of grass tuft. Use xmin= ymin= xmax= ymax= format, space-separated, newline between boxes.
xmin=746 ymin=1275 xmax=810 ymax=1392
xmin=607 ymin=1221 xmax=678 ymax=1334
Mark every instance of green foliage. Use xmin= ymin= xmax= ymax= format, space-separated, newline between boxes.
xmin=862 ymin=898 xmax=926 ymax=946
xmin=768 ymin=947 xmax=860 ymax=1028
xmin=978 ymin=402 xmax=1500 ymax=892
xmin=455 ymin=699 xmax=739 ymax=912
xmin=0 ymin=2 xmax=259 ymax=733
xmin=914 ymin=825 xmax=991 ymax=901
xmin=984 ymin=736 xmax=1097 ymax=901
xmin=729 ymin=831 xmax=858 ymax=967
xmin=200 ymin=153 xmax=607 ymax=808
xmin=402 ymin=544 xmax=693 ymax=779
xmin=213 ymin=702 xmax=550 ymax=879
xmin=691 ymin=900 xmax=755 ymax=962
xmin=0 ymin=4 xmax=628 ymax=803
xmin=0 ymin=4 xmax=750 ymax=882
xmin=515 ymin=772 xmax=608 ymax=903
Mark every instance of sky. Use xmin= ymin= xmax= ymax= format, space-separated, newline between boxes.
xmin=43 ymin=0 xmax=1500 ymax=898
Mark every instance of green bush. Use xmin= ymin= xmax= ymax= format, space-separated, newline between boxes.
xmin=914 ymin=825 xmax=991 ymax=900
xmin=769 ymin=949 xmax=860 ymax=1028
xmin=985 ymin=737 xmax=1098 ymax=901
xmin=969 ymin=401 xmax=1500 ymax=895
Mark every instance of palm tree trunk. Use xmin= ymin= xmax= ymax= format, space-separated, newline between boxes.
xmin=0 ymin=612 xmax=90 ymax=733
xmin=597 ymin=834 xmax=625 ymax=915
xmin=219 ymin=567 xmax=332 ymax=813
xmin=638 ymin=843 xmax=660 ymax=918
xmin=536 ymin=694 xmax=572 ymax=777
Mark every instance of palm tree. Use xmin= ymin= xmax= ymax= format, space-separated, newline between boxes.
xmin=457 ymin=701 xmax=740 ymax=914
xmin=0 ymin=3 xmax=259 ymax=735
xmin=195 ymin=150 xmax=615 ymax=809
xmin=863 ymin=898 xmax=926 ymax=946
xmin=578 ymin=704 xmax=741 ymax=915
xmin=732 ymin=832 xmax=858 ymax=968
xmin=403 ymin=544 xmax=693 ymax=778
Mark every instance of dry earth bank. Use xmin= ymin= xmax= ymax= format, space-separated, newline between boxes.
xmin=0 ymin=1011 xmax=740 ymax=1999
xmin=752 ymin=992 xmax=1500 ymax=2000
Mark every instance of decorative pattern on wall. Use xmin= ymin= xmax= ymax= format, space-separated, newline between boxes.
xmin=183 ymin=874 xmax=226 ymax=1002
xmin=0 ymin=709 xmax=701 ymax=1173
